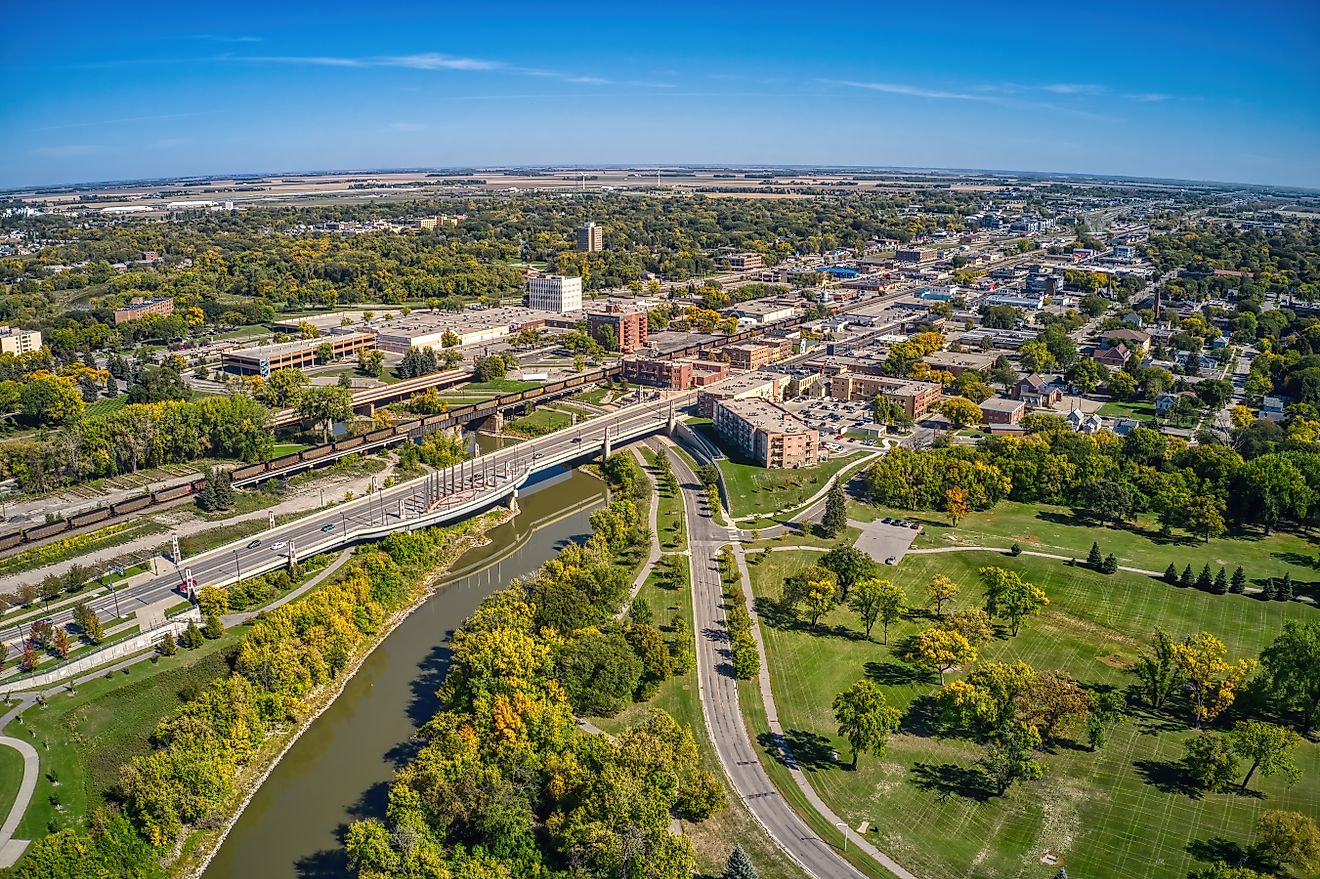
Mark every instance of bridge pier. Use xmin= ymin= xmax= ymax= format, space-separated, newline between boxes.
xmin=506 ymin=487 xmax=519 ymax=514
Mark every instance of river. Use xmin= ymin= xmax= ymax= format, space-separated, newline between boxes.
xmin=201 ymin=462 xmax=606 ymax=879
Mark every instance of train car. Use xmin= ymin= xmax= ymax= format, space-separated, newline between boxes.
xmin=330 ymin=435 xmax=365 ymax=454
xmin=300 ymin=444 xmax=334 ymax=463
xmin=111 ymin=495 xmax=152 ymax=515
xmin=264 ymin=453 xmax=302 ymax=472
xmin=228 ymin=462 xmax=267 ymax=482
xmin=363 ymin=427 xmax=394 ymax=444
xmin=154 ymin=484 xmax=192 ymax=503
xmin=0 ymin=531 xmax=23 ymax=551
xmin=521 ymin=386 xmax=546 ymax=402
xmin=68 ymin=507 xmax=112 ymax=529
xmin=23 ymin=520 xmax=71 ymax=542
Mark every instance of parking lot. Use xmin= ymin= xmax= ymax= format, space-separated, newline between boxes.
xmin=784 ymin=396 xmax=884 ymax=450
xmin=852 ymin=514 xmax=921 ymax=565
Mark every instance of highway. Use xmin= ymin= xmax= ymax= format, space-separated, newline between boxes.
xmin=1 ymin=395 xmax=690 ymax=663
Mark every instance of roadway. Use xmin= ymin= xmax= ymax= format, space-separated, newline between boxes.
xmin=1 ymin=396 xmax=690 ymax=663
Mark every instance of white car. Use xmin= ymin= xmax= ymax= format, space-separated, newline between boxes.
xmin=271 ymin=541 xmax=288 ymax=551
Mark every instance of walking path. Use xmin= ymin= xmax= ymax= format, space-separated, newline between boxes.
xmin=668 ymin=443 xmax=896 ymax=879
xmin=617 ymin=443 xmax=663 ymax=618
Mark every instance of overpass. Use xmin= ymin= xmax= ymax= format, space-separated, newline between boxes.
xmin=0 ymin=395 xmax=691 ymax=671
xmin=268 ymin=368 xmax=473 ymax=429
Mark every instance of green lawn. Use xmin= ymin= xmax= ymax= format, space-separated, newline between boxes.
xmin=463 ymin=379 xmax=542 ymax=393
xmin=269 ymin=442 xmax=313 ymax=458
xmin=0 ymin=742 xmax=24 ymax=829
xmin=83 ymin=397 xmax=127 ymax=418
xmin=16 ymin=635 xmax=242 ymax=837
xmin=717 ymin=452 xmax=862 ymax=519
xmin=1097 ymin=400 xmax=1158 ymax=422
xmin=571 ymin=386 xmax=610 ymax=406
xmin=505 ymin=407 xmax=574 ymax=438
xmin=744 ymin=548 xmax=1320 ymax=879
xmin=873 ymin=499 xmax=1320 ymax=589
xmin=643 ymin=450 xmax=688 ymax=552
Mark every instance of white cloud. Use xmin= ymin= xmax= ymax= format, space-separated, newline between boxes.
xmin=379 ymin=53 xmax=501 ymax=71
xmin=1041 ymin=83 xmax=1109 ymax=95
xmin=228 ymin=51 xmax=629 ymax=86
xmin=825 ymin=79 xmax=986 ymax=101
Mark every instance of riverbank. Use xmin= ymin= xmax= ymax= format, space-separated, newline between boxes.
xmin=172 ymin=505 xmax=512 ymax=879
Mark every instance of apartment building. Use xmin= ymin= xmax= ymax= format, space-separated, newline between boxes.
xmin=623 ymin=357 xmax=692 ymax=390
xmin=113 ymin=296 xmax=174 ymax=325
xmin=712 ymin=397 xmax=818 ymax=469
xmin=576 ymin=221 xmax=603 ymax=252
xmin=831 ymin=373 xmax=941 ymax=418
xmin=697 ymin=371 xmax=783 ymax=417
xmin=588 ymin=305 xmax=649 ymax=353
xmin=221 ymin=332 xmax=376 ymax=377
xmin=0 ymin=325 xmax=42 ymax=356
xmin=526 ymin=274 xmax=583 ymax=314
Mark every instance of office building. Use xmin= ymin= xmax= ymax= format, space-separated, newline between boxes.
xmin=588 ymin=305 xmax=648 ymax=353
xmin=113 ymin=296 xmax=174 ymax=325
xmin=979 ymin=396 xmax=1026 ymax=425
xmin=0 ymin=325 xmax=42 ymax=356
xmin=895 ymin=248 xmax=938 ymax=265
xmin=527 ymin=274 xmax=583 ymax=314
xmin=712 ymin=398 xmax=818 ymax=469
xmin=727 ymin=252 xmax=764 ymax=270
xmin=624 ymin=357 xmax=692 ymax=390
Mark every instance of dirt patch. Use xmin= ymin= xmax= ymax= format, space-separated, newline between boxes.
xmin=1098 ymin=653 xmax=1133 ymax=670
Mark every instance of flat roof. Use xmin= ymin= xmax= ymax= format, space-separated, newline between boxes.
xmin=980 ymin=396 xmax=1026 ymax=412
xmin=224 ymin=331 xmax=374 ymax=361
xmin=719 ymin=398 xmax=812 ymax=435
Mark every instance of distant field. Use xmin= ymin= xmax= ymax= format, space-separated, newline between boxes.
xmin=84 ymin=397 xmax=127 ymax=417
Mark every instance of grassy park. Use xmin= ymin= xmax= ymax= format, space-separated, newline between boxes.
xmin=715 ymin=451 xmax=862 ymax=518
xmin=741 ymin=543 xmax=1320 ymax=879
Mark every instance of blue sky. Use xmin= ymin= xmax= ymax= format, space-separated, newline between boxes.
xmin=3 ymin=0 xmax=1318 ymax=189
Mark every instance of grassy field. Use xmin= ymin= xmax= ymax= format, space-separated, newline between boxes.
xmin=743 ymin=547 xmax=1320 ymax=879
xmin=871 ymin=499 xmax=1320 ymax=591
xmin=591 ymin=555 xmax=806 ymax=879
xmin=571 ymin=386 xmax=610 ymax=406
xmin=269 ymin=442 xmax=313 ymax=458
xmin=716 ymin=452 xmax=862 ymax=518
xmin=0 ymin=742 xmax=23 ymax=829
xmin=16 ymin=635 xmax=242 ymax=837
xmin=643 ymin=449 xmax=688 ymax=552
xmin=83 ymin=397 xmax=127 ymax=418
xmin=1098 ymin=400 xmax=1158 ymax=422
xmin=505 ymin=407 xmax=574 ymax=438
xmin=463 ymin=378 xmax=542 ymax=393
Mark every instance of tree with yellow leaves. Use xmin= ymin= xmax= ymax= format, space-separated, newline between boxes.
xmin=901 ymin=626 xmax=977 ymax=685
xmin=944 ymin=486 xmax=970 ymax=527
xmin=927 ymin=574 xmax=960 ymax=619
xmin=1170 ymin=631 xmax=1257 ymax=725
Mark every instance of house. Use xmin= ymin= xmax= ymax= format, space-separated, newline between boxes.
xmin=1261 ymin=396 xmax=1288 ymax=421
xmin=1011 ymin=374 xmax=1063 ymax=407
xmin=979 ymin=396 xmax=1025 ymax=425
xmin=1122 ymin=312 xmax=1144 ymax=328
xmin=1100 ymin=329 xmax=1151 ymax=356
xmin=1092 ymin=344 xmax=1130 ymax=369
xmin=1155 ymin=392 xmax=1179 ymax=415
xmin=1067 ymin=408 xmax=1104 ymax=434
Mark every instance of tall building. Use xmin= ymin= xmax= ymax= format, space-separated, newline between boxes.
xmin=588 ymin=305 xmax=648 ymax=353
xmin=527 ymin=274 xmax=583 ymax=314
xmin=712 ymin=398 xmax=818 ymax=469
xmin=0 ymin=325 xmax=42 ymax=356
xmin=576 ymin=221 xmax=603 ymax=252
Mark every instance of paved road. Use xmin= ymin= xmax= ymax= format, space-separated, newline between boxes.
xmin=669 ymin=448 xmax=870 ymax=879
xmin=2 ymin=397 xmax=689 ymax=660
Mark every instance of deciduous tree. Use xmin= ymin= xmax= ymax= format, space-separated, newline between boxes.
xmin=832 ymin=680 xmax=903 ymax=769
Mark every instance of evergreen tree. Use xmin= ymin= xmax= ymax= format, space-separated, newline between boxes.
xmin=179 ymin=620 xmax=203 ymax=649
xmin=628 ymin=597 xmax=654 ymax=626
xmin=1164 ymin=562 xmax=1179 ymax=585
xmin=1101 ymin=553 xmax=1118 ymax=574
xmin=203 ymin=614 xmax=224 ymax=639
xmin=105 ymin=374 xmax=119 ymax=397
xmin=1196 ymin=563 xmax=1214 ymax=591
xmin=1087 ymin=542 xmax=1103 ymax=569
xmin=821 ymin=480 xmax=848 ymax=538
xmin=1261 ymin=577 xmax=1277 ymax=600
xmin=1277 ymin=572 xmax=1294 ymax=601
xmin=1230 ymin=566 xmax=1246 ymax=594
xmin=158 ymin=631 xmax=177 ymax=656
xmin=1179 ymin=564 xmax=1194 ymax=588
xmin=723 ymin=844 xmax=759 ymax=879
xmin=1213 ymin=566 xmax=1228 ymax=595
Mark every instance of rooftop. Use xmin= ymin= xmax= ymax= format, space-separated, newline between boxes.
xmin=720 ymin=398 xmax=812 ymax=435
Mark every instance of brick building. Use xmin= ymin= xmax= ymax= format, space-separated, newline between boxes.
xmin=588 ymin=306 xmax=649 ymax=354
xmin=623 ymin=357 xmax=692 ymax=390
xmin=830 ymin=374 xmax=941 ymax=418
xmin=712 ymin=398 xmax=817 ymax=469
xmin=113 ymin=296 xmax=175 ymax=325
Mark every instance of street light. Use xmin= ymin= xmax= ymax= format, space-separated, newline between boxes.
xmin=836 ymin=822 xmax=848 ymax=852
xmin=107 ymin=582 xmax=121 ymax=619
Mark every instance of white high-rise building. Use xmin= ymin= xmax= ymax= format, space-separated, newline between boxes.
xmin=0 ymin=325 xmax=42 ymax=355
xmin=527 ymin=274 xmax=583 ymax=313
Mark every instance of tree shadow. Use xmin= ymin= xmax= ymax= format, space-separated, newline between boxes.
xmin=899 ymin=695 xmax=947 ymax=738
xmin=864 ymin=659 xmax=934 ymax=687
xmin=1274 ymin=551 xmax=1320 ymax=572
xmin=295 ymin=847 xmax=350 ymax=879
xmin=403 ymin=642 xmax=451 ymax=731
xmin=909 ymin=761 xmax=993 ymax=802
xmin=1186 ymin=837 xmax=1269 ymax=872
xmin=1133 ymin=759 xmax=1204 ymax=798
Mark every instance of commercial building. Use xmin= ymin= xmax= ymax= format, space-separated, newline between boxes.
xmin=712 ymin=398 xmax=818 ymax=469
xmin=723 ymin=339 xmax=790 ymax=371
xmin=373 ymin=307 xmax=548 ymax=353
xmin=527 ymin=274 xmax=583 ymax=314
xmin=221 ymin=331 xmax=375 ymax=377
xmin=623 ymin=357 xmax=692 ymax=390
xmin=979 ymin=396 xmax=1026 ymax=425
xmin=0 ymin=325 xmax=42 ymax=356
xmin=726 ymin=252 xmax=764 ymax=270
xmin=697 ymin=371 xmax=783 ymax=417
xmin=113 ymin=296 xmax=174 ymax=325
xmin=924 ymin=351 xmax=996 ymax=376
xmin=895 ymin=248 xmax=938 ymax=265
xmin=576 ymin=221 xmax=603 ymax=252
xmin=731 ymin=301 xmax=797 ymax=324
xmin=831 ymin=374 xmax=941 ymax=419
xmin=588 ymin=305 xmax=648 ymax=353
